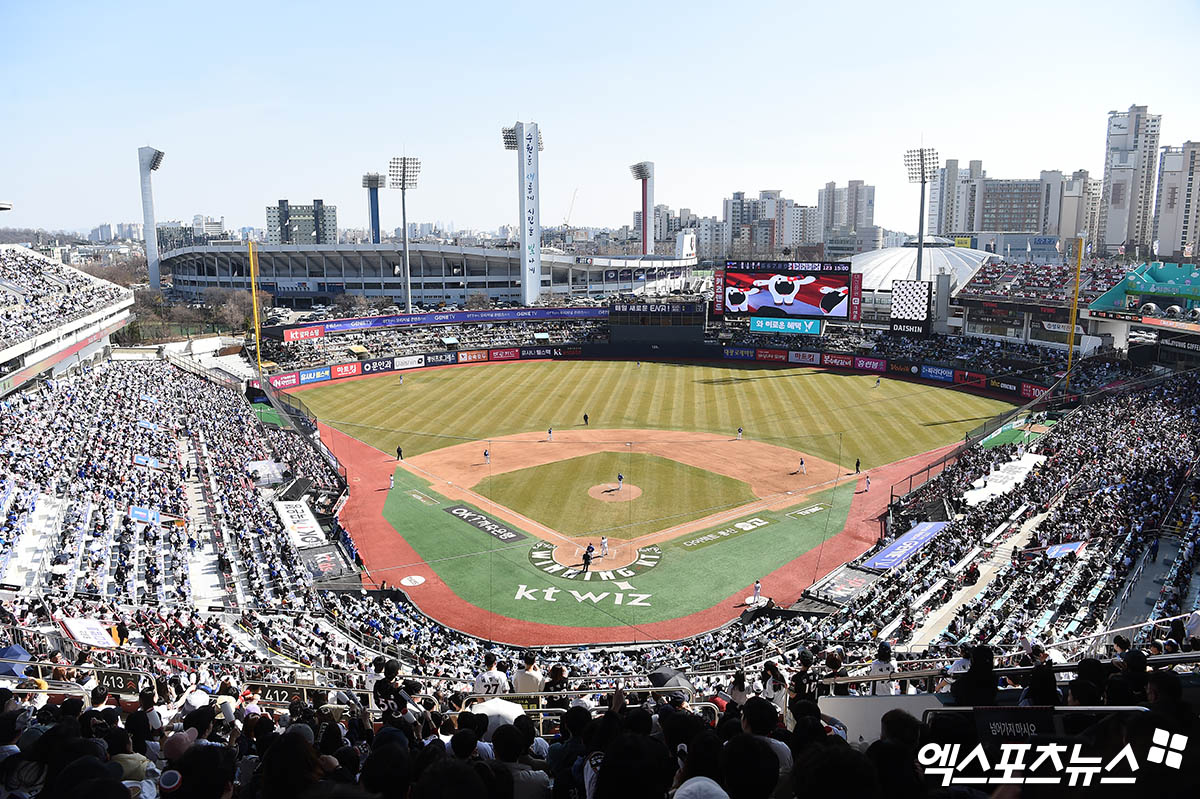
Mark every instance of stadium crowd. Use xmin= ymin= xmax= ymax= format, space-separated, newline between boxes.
xmin=958 ymin=260 xmax=1129 ymax=303
xmin=0 ymin=248 xmax=129 ymax=350
xmin=254 ymin=320 xmax=609 ymax=371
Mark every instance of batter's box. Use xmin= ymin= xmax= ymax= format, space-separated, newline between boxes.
xmin=787 ymin=503 xmax=829 ymax=519
xmin=406 ymin=489 xmax=440 ymax=506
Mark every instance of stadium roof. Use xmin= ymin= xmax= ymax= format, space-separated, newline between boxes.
xmin=849 ymin=244 xmax=996 ymax=292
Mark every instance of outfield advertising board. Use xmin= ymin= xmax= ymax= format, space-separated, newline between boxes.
xmin=821 ymin=353 xmax=854 ymax=368
xmin=298 ymin=367 xmax=331 ymax=385
xmin=755 ymin=349 xmax=787 ymax=362
xmin=954 ymin=370 xmax=987 ymax=386
xmin=269 ymin=371 xmax=299 ymax=389
xmin=361 ymin=357 xmax=395 ymax=375
xmin=988 ymin=377 xmax=1019 ymax=394
xmin=888 ymin=361 xmax=920 ymax=376
xmin=331 ymin=362 xmax=361 ymax=379
xmin=520 ymin=346 xmax=555 ymax=359
xmin=489 ymin=348 xmax=520 ymax=361
xmin=276 ymin=307 xmax=609 ymax=340
xmin=788 ymin=351 xmax=822 ymax=365
xmin=723 ymin=347 xmax=756 ymax=360
xmin=920 ymin=365 xmax=955 ymax=383
xmin=457 ymin=350 xmax=489 ymax=364
xmin=1021 ymin=382 xmax=1049 ymax=399
xmin=853 ymin=356 xmax=886 ymax=372
xmin=425 ymin=352 xmax=457 ymax=366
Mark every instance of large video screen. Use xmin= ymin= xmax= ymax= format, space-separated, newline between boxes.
xmin=715 ymin=261 xmax=859 ymax=320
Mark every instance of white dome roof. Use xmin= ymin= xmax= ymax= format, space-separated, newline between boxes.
xmin=849 ymin=245 xmax=996 ymax=292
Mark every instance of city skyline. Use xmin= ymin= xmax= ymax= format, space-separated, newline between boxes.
xmin=3 ymin=0 xmax=1199 ymax=238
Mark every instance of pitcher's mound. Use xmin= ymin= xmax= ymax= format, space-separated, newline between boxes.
xmin=588 ymin=483 xmax=641 ymax=502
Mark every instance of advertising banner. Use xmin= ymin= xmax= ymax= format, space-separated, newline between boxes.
xmin=361 ymin=357 xmax=395 ymax=375
xmin=755 ymin=349 xmax=787 ymax=362
xmin=269 ymin=371 xmax=300 ymax=389
xmin=749 ymin=317 xmax=822 ymax=335
xmin=848 ymin=272 xmax=863 ymax=322
xmin=489 ymin=348 xmax=520 ymax=361
xmin=331 ymin=362 xmax=361 ymax=380
xmin=889 ymin=361 xmax=920 ymax=376
xmin=520 ymin=346 xmax=554 ymax=359
xmin=818 ymin=565 xmax=880 ymax=603
xmin=132 ymin=454 xmax=163 ymax=469
xmin=393 ymin=355 xmax=426 ymax=370
xmin=988 ymin=377 xmax=1020 ymax=394
xmin=553 ymin=346 xmax=582 ymax=357
xmin=723 ymin=347 xmax=756 ymax=361
xmin=954 ymin=370 xmax=987 ymax=386
xmin=821 ymin=353 xmax=854 ymax=368
xmin=862 ymin=522 xmax=947 ymax=570
xmin=456 ymin=350 xmax=489 ymax=364
xmin=442 ymin=505 xmax=527 ymax=542
xmin=1020 ymin=382 xmax=1049 ymax=399
xmin=274 ymin=500 xmax=326 ymax=550
xmin=61 ymin=617 xmax=116 ymax=648
xmin=853 ymin=356 xmax=886 ymax=372
xmin=299 ymin=544 xmax=351 ymax=581
xmin=424 ymin=352 xmax=456 ymax=366
xmin=920 ymin=365 xmax=955 ymax=383
xmin=788 ymin=351 xmax=822 ymax=365
xmin=298 ymin=366 xmax=331 ymax=385
xmin=284 ymin=326 xmax=326 ymax=342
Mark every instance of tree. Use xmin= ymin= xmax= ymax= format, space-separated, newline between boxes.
xmin=334 ymin=293 xmax=370 ymax=313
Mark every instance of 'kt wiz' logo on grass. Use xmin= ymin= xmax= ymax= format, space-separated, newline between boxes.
xmin=527 ymin=542 xmax=662 ymax=581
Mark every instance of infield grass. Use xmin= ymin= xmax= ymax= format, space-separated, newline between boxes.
xmin=297 ymin=360 xmax=1014 ymax=469
xmin=472 ymin=451 xmax=757 ymax=540
xmin=381 ymin=465 xmax=857 ymax=628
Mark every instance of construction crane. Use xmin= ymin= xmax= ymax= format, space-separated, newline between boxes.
xmin=563 ymin=188 xmax=579 ymax=227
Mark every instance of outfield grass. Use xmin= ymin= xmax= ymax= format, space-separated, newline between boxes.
xmin=472 ymin=451 xmax=756 ymax=540
xmin=298 ymin=360 xmax=1014 ymax=469
xmin=382 ymin=466 xmax=857 ymax=628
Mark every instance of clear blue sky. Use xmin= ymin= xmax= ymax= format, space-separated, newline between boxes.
xmin=3 ymin=0 xmax=1198 ymax=236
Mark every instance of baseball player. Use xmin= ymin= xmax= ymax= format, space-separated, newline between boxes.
xmin=600 ymin=536 xmax=609 ymax=557
xmin=617 ymin=472 xmax=624 ymax=491
xmin=484 ymin=448 xmax=490 ymax=464
xmin=583 ymin=413 xmax=589 ymax=426
xmin=752 ymin=580 xmax=761 ymax=604
xmin=547 ymin=427 xmax=553 ymax=442
xmin=389 ymin=474 xmax=394 ymax=490
xmin=396 ymin=446 xmax=403 ymax=461
xmin=399 ymin=374 xmax=404 ymax=386
xmin=865 ymin=474 xmax=871 ymax=493
xmin=737 ymin=427 xmax=743 ymax=440
xmin=855 ymin=458 xmax=861 ymax=473
xmin=581 ymin=550 xmax=593 ymax=573
xmin=875 ymin=376 xmax=881 ymax=388
xmin=798 ymin=457 xmax=806 ymax=475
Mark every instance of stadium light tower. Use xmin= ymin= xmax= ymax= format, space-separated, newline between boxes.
xmin=904 ymin=147 xmax=938 ymax=281
xmin=503 ymin=122 xmax=544 ymax=305
xmin=138 ymin=146 xmax=165 ymax=290
xmin=388 ymin=157 xmax=421 ymax=313
xmin=630 ymin=162 xmax=655 ymax=256
xmin=362 ymin=173 xmax=385 ymax=245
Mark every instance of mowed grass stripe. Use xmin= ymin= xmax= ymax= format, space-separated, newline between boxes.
xmin=298 ymin=361 xmax=1014 ymax=467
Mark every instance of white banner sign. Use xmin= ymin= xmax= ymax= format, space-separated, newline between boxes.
xmin=62 ymin=617 xmax=115 ymax=648
xmin=274 ymin=500 xmax=326 ymax=550
xmin=788 ymin=350 xmax=821 ymax=364
xmin=393 ymin=355 xmax=426 ymax=370
xmin=1041 ymin=321 xmax=1083 ymax=334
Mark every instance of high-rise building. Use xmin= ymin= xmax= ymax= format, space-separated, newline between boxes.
xmin=817 ymin=180 xmax=874 ymax=241
xmin=266 ymin=200 xmax=337 ymax=245
xmin=116 ymin=222 xmax=144 ymax=240
xmin=845 ymin=180 xmax=875 ymax=230
xmin=192 ymin=215 xmax=225 ymax=237
xmin=928 ymin=160 xmax=984 ymax=236
xmin=1153 ymin=141 xmax=1200 ymax=259
xmin=1099 ymin=104 xmax=1162 ymax=256
xmin=1058 ymin=170 xmax=1094 ymax=242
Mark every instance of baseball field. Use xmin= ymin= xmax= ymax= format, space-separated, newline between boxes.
xmin=296 ymin=359 xmax=1014 ymax=642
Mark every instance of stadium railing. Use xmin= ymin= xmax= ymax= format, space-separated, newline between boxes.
xmin=162 ymin=349 xmax=242 ymax=393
